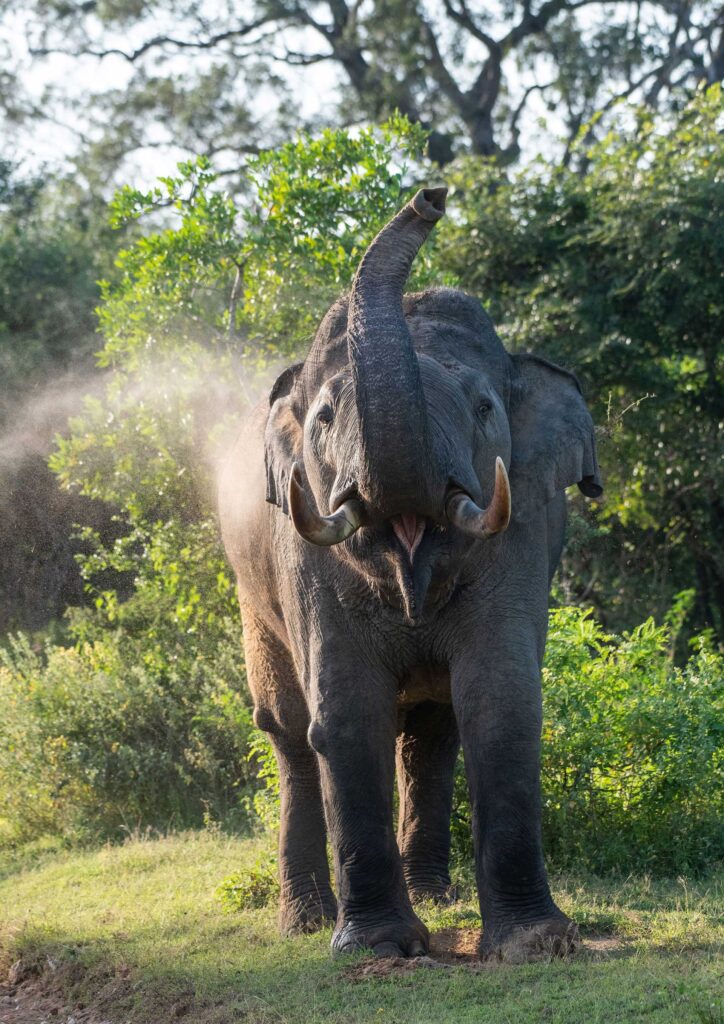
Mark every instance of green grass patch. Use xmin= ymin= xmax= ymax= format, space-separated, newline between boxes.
xmin=1 ymin=832 xmax=722 ymax=1023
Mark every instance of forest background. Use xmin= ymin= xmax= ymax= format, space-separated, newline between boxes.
xmin=0 ymin=0 xmax=722 ymax=881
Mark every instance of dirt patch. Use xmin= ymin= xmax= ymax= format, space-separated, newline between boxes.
xmin=343 ymin=928 xmax=627 ymax=980
xmin=583 ymin=935 xmax=627 ymax=955
xmin=2 ymin=932 xmax=630 ymax=1015
xmin=0 ymin=978 xmax=110 ymax=1023
xmin=431 ymin=926 xmax=484 ymax=963
xmin=344 ymin=955 xmax=454 ymax=980
xmin=0 ymin=957 xmax=128 ymax=1024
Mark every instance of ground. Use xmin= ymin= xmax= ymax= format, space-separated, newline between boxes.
xmin=0 ymin=832 xmax=721 ymax=1024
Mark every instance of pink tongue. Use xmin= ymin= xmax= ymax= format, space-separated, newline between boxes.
xmin=392 ymin=513 xmax=425 ymax=563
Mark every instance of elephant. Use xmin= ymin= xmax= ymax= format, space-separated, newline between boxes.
xmin=219 ymin=186 xmax=602 ymax=959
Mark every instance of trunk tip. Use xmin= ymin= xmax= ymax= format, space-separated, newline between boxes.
xmin=411 ymin=187 xmax=447 ymax=222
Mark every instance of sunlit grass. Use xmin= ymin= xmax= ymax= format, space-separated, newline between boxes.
xmin=1 ymin=831 xmax=722 ymax=1023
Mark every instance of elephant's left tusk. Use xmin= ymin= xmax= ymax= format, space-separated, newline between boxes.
xmin=288 ymin=463 xmax=363 ymax=546
xmin=446 ymin=457 xmax=511 ymax=539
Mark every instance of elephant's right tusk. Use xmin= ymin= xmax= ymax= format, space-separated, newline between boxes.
xmin=446 ymin=457 xmax=511 ymax=539
xmin=288 ymin=463 xmax=363 ymax=546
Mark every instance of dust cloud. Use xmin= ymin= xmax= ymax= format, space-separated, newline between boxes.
xmin=0 ymin=346 xmax=291 ymax=632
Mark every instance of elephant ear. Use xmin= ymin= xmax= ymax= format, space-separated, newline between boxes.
xmin=264 ymin=362 xmax=305 ymax=514
xmin=509 ymin=354 xmax=602 ymax=521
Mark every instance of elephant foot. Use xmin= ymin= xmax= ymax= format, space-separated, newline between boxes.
xmin=279 ymin=890 xmax=338 ymax=936
xmin=332 ymin=908 xmax=430 ymax=958
xmin=481 ymin=911 xmax=579 ymax=963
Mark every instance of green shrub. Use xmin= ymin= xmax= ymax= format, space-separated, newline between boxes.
xmin=449 ymin=607 xmax=723 ymax=876
xmin=244 ymin=730 xmax=281 ymax=832
xmin=3 ymin=590 xmax=720 ymax=873
xmin=541 ymin=606 xmax=722 ymax=874
xmin=0 ymin=520 xmax=254 ymax=845
xmin=216 ymin=860 xmax=280 ymax=912
xmin=228 ymin=603 xmax=723 ymax=879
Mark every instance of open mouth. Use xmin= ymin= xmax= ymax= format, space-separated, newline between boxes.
xmin=390 ymin=513 xmax=426 ymax=563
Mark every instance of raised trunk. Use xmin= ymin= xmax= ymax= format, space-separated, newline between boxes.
xmin=347 ymin=187 xmax=446 ymax=516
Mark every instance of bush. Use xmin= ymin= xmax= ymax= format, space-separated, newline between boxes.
xmin=449 ymin=607 xmax=723 ymax=876
xmin=216 ymin=860 xmax=280 ymax=912
xmin=541 ymin=606 xmax=722 ymax=874
xmin=0 ymin=520 xmax=254 ymax=845
xmin=3 ymin=589 xmax=720 ymax=872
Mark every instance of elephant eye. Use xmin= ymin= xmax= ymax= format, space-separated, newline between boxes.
xmin=477 ymin=399 xmax=493 ymax=422
xmin=317 ymin=405 xmax=334 ymax=427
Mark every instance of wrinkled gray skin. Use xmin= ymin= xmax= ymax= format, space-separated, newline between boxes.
xmin=219 ymin=188 xmax=602 ymax=959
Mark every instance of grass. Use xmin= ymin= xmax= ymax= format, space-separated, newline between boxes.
xmin=0 ymin=830 xmax=722 ymax=1024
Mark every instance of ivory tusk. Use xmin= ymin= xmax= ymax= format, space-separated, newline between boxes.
xmin=446 ymin=457 xmax=511 ymax=539
xmin=288 ymin=463 xmax=363 ymax=546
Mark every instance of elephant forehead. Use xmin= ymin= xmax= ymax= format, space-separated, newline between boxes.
xmin=410 ymin=319 xmax=509 ymax=394
xmin=417 ymin=355 xmax=475 ymax=414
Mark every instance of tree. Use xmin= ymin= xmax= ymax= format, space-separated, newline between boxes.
xmin=4 ymin=0 xmax=723 ymax=176
xmin=0 ymin=161 xmax=106 ymax=391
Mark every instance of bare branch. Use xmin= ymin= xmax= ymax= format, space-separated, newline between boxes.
xmin=509 ymin=80 xmax=556 ymax=139
xmin=421 ymin=16 xmax=467 ymax=108
xmin=595 ymin=16 xmax=720 ymax=121
xmin=501 ymin=0 xmax=638 ymax=53
xmin=442 ymin=0 xmax=499 ymax=55
xmin=271 ymin=50 xmax=333 ymax=66
xmin=29 ymin=17 xmax=275 ymax=63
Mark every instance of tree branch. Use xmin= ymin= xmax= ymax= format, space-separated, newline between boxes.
xmin=267 ymin=49 xmax=333 ymax=66
xmin=500 ymin=0 xmax=634 ymax=53
xmin=509 ymin=80 xmax=556 ymax=139
xmin=29 ymin=17 xmax=275 ymax=62
xmin=595 ymin=18 xmax=719 ymax=120
xmin=442 ymin=0 xmax=500 ymax=55
xmin=421 ymin=16 xmax=467 ymax=109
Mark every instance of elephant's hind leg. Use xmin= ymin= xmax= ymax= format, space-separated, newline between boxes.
xmin=241 ymin=603 xmax=337 ymax=935
xmin=396 ymin=702 xmax=459 ymax=904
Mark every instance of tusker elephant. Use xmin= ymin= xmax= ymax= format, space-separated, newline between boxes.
xmin=219 ymin=187 xmax=602 ymax=959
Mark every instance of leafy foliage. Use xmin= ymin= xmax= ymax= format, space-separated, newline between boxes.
xmin=245 ymin=730 xmax=281 ymax=833
xmin=0 ymin=520 xmax=253 ymax=844
xmin=0 ymin=162 xmax=125 ymax=633
xmin=540 ymin=607 xmax=723 ymax=873
xmin=436 ymin=86 xmax=724 ymax=639
xmin=216 ymin=860 xmax=280 ymax=912
xmin=98 ymin=117 xmax=429 ymax=370
xmin=0 ymin=161 xmax=112 ymax=395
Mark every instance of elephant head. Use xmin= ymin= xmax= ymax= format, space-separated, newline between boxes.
xmin=264 ymin=188 xmax=601 ymax=618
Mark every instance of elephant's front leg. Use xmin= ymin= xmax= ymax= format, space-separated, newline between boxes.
xmin=451 ymin=621 xmax=578 ymax=959
xmin=307 ymin=661 xmax=429 ymax=957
